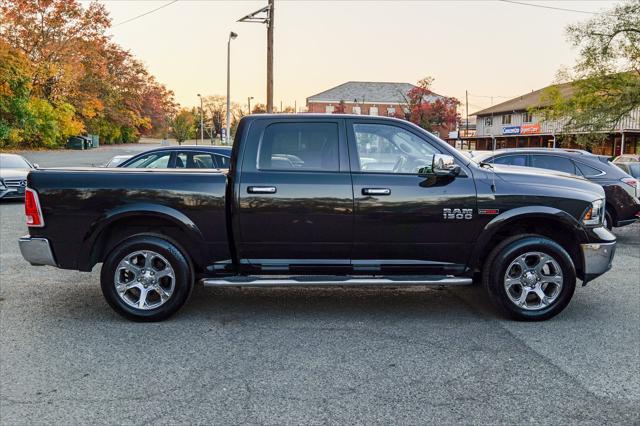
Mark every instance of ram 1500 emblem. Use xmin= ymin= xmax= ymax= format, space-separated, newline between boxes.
xmin=443 ymin=208 xmax=473 ymax=220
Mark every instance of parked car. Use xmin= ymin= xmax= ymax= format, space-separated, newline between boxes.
xmin=118 ymin=146 xmax=232 ymax=169
xmin=0 ymin=154 xmax=38 ymax=200
xmin=614 ymin=162 xmax=640 ymax=179
xmin=103 ymin=155 xmax=133 ymax=167
xmin=612 ymin=154 xmax=640 ymax=179
xmin=472 ymin=149 xmax=640 ymax=230
xmin=613 ymin=154 xmax=640 ymax=163
xmin=20 ymin=115 xmax=616 ymax=322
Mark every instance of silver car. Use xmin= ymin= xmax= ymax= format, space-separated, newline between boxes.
xmin=0 ymin=154 xmax=37 ymax=200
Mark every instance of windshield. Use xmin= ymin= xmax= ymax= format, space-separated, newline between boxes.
xmin=0 ymin=155 xmax=30 ymax=169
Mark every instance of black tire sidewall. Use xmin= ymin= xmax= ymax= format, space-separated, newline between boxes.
xmin=486 ymin=236 xmax=576 ymax=321
xmin=100 ymin=235 xmax=193 ymax=322
xmin=604 ymin=209 xmax=613 ymax=230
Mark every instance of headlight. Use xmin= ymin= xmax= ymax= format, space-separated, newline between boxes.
xmin=583 ymin=199 xmax=604 ymax=226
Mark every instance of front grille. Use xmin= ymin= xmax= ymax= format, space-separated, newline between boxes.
xmin=3 ymin=179 xmax=26 ymax=188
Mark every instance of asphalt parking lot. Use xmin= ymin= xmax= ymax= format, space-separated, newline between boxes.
xmin=1 ymin=145 xmax=639 ymax=424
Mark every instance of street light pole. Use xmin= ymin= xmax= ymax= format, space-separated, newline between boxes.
xmin=248 ymin=96 xmax=253 ymax=114
xmin=226 ymin=31 xmax=238 ymax=145
xmin=197 ymin=93 xmax=203 ymax=145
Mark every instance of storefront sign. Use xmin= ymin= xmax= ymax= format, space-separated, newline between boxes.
xmin=502 ymin=126 xmax=521 ymax=135
xmin=521 ymin=123 xmax=541 ymax=134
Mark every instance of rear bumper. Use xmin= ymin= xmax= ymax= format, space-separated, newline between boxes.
xmin=18 ymin=236 xmax=57 ymax=267
xmin=580 ymin=241 xmax=616 ymax=283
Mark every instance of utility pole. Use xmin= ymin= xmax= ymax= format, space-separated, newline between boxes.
xmin=197 ymin=93 xmax=203 ymax=145
xmin=280 ymin=100 xmax=282 ymax=113
xmin=465 ymin=90 xmax=469 ymax=143
xmin=266 ymin=0 xmax=274 ymax=113
xmin=239 ymin=0 xmax=274 ymax=113
xmin=248 ymin=96 xmax=253 ymax=114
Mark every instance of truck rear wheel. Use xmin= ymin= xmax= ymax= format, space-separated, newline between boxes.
xmin=482 ymin=235 xmax=576 ymax=321
xmin=100 ymin=235 xmax=193 ymax=322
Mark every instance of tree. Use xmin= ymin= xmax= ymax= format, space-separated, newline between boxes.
xmin=203 ymin=95 xmax=226 ymax=138
xmin=0 ymin=41 xmax=32 ymax=147
xmin=0 ymin=0 xmax=177 ymax=147
xmin=402 ymin=77 xmax=460 ymax=133
xmin=252 ymin=103 xmax=267 ymax=114
xmin=282 ymin=105 xmax=296 ymax=113
xmin=537 ymin=0 xmax=640 ymax=146
xmin=333 ymin=100 xmax=347 ymax=114
xmin=171 ymin=109 xmax=195 ymax=144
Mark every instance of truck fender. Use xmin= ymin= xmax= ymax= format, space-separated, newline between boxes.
xmin=468 ymin=206 xmax=588 ymax=271
xmin=78 ymin=203 xmax=205 ymax=270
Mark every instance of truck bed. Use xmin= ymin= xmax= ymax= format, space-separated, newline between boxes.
xmin=27 ymin=168 xmax=229 ymax=271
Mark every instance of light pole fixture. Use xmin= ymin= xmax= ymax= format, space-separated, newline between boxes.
xmin=197 ymin=93 xmax=203 ymax=145
xmin=238 ymin=0 xmax=274 ymax=113
xmin=248 ymin=96 xmax=254 ymax=114
xmin=226 ymin=31 xmax=238 ymax=145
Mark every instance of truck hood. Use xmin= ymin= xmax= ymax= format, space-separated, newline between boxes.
xmin=490 ymin=164 xmax=605 ymax=199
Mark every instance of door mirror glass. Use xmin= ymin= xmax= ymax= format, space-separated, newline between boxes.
xmin=431 ymin=154 xmax=460 ymax=176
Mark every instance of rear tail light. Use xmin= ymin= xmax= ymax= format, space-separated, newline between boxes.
xmin=24 ymin=188 xmax=44 ymax=227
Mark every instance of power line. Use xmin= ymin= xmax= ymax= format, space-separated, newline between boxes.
xmin=468 ymin=92 xmax=516 ymax=99
xmin=112 ymin=0 xmax=179 ymax=27
xmin=498 ymin=0 xmax=596 ymax=15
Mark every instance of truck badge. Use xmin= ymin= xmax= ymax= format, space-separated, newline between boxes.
xmin=443 ymin=208 xmax=473 ymax=220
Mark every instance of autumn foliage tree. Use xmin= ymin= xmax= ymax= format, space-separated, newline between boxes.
xmin=402 ymin=77 xmax=460 ymax=135
xmin=0 ymin=0 xmax=177 ymax=148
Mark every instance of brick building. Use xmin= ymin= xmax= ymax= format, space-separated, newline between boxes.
xmin=306 ymin=81 xmax=454 ymax=138
xmin=468 ymin=82 xmax=639 ymax=156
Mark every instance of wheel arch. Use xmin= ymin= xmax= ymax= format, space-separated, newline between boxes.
xmin=469 ymin=206 xmax=588 ymax=279
xmin=78 ymin=203 xmax=206 ymax=272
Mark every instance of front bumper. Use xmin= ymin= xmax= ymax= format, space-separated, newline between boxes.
xmin=18 ymin=236 xmax=57 ymax=267
xmin=580 ymin=241 xmax=616 ymax=284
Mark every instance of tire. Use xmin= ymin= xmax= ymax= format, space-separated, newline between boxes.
xmin=100 ymin=235 xmax=194 ymax=322
xmin=482 ymin=234 xmax=576 ymax=321
xmin=604 ymin=209 xmax=613 ymax=230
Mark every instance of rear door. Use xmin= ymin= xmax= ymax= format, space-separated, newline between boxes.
xmin=347 ymin=119 xmax=479 ymax=274
xmin=236 ymin=118 xmax=353 ymax=273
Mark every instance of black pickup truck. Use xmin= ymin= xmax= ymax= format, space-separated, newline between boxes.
xmin=19 ymin=115 xmax=617 ymax=322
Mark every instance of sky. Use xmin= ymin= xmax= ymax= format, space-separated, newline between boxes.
xmin=96 ymin=0 xmax=619 ymax=114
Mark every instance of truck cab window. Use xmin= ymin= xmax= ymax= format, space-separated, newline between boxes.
xmin=353 ymin=123 xmax=437 ymax=174
xmin=258 ymin=122 xmax=339 ymax=171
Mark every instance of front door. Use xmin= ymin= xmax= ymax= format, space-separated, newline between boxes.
xmin=347 ymin=120 xmax=478 ymax=275
xmin=236 ymin=118 xmax=353 ymax=273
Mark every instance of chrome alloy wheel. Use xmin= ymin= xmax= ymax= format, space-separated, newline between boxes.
xmin=114 ymin=250 xmax=176 ymax=310
xmin=503 ymin=251 xmax=563 ymax=311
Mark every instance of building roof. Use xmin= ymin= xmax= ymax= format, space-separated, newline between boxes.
xmin=472 ymin=82 xmax=575 ymax=116
xmin=307 ymin=81 xmax=441 ymax=104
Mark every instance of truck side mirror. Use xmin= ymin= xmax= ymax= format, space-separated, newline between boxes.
xmin=431 ymin=154 xmax=460 ymax=177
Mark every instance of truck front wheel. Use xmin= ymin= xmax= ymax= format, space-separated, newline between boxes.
xmin=100 ymin=235 xmax=193 ymax=322
xmin=482 ymin=235 xmax=576 ymax=321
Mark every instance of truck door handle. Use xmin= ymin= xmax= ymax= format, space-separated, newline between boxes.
xmin=247 ymin=186 xmax=277 ymax=194
xmin=362 ymin=188 xmax=391 ymax=196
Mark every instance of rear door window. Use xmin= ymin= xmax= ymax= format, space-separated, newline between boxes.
xmin=530 ymin=155 xmax=576 ymax=174
xmin=258 ymin=122 xmax=339 ymax=171
xmin=493 ymin=155 xmax=527 ymax=166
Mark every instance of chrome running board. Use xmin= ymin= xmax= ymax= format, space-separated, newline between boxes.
xmin=201 ymin=275 xmax=473 ymax=288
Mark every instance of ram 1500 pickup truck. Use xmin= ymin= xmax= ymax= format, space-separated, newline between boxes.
xmin=19 ymin=115 xmax=617 ymax=322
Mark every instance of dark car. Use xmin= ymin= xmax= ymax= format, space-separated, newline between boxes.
xmin=473 ymin=149 xmax=640 ymax=229
xmin=20 ymin=115 xmax=616 ymax=322
xmin=118 ymin=145 xmax=232 ymax=169
xmin=0 ymin=154 xmax=38 ymax=200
